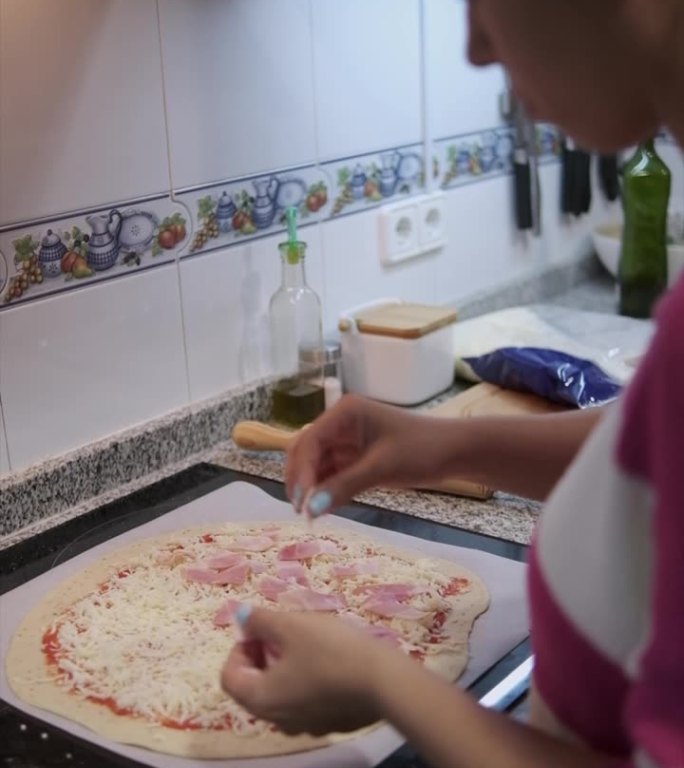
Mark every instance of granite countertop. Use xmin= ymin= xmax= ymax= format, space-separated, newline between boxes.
xmin=208 ymin=447 xmax=541 ymax=545
xmin=0 ymin=264 xmax=623 ymax=552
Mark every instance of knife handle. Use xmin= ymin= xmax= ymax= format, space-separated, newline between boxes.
xmin=575 ymin=149 xmax=592 ymax=214
xmin=598 ymin=154 xmax=620 ymax=201
xmin=514 ymin=149 xmax=533 ymax=230
xmin=561 ymin=139 xmax=576 ymax=215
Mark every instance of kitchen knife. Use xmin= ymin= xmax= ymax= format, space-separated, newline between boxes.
xmin=231 ymin=421 xmax=493 ymax=500
xmin=525 ymin=115 xmax=542 ymax=236
xmin=512 ymin=100 xmax=533 ymax=231
xmin=598 ymin=154 xmax=620 ymax=201
xmin=561 ymin=138 xmax=592 ymax=216
xmin=575 ymin=148 xmax=592 ymax=214
xmin=561 ymin=136 xmax=577 ymax=215
xmin=502 ymin=79 xmax=540 ymax=234
xmin=513 ymin=146 xmax=533 ymax=230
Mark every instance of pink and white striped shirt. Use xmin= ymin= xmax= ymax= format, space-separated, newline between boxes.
xmin=529 ymin=274 xmax=684 ymax=767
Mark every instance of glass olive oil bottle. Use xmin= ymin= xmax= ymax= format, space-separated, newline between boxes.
xmin=269 ymin=212 xmax=325 ymax=428
xmin=619 ymin=139 xmax=671 ymax=318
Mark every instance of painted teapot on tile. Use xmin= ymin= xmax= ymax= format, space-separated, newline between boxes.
xmin=350 ymin=164 xmax=367 ymax=200
xmin=379 ymin=151 xmax=400 ymax=197
xmin=38 ymin=229 xmax=67 ymax=278
xmin=216 ymin=191 xmax=237 ymax=233
xmin=252 ymin=177 xmax=280 ymax=230
xmin=86 ymin=209 xmax=123 ymax=271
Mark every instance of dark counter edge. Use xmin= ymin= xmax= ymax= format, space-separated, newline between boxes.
xmin=0 ymin=463 xmax=530 ymax=768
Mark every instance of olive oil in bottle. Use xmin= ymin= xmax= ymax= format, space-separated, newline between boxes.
xmin=619 ymin=139 xmax=671 ymax=318
xmin=271 ymin=376 xmax=325 ymax=427
xmin=269 ymin=209 xmax=325 ymax=428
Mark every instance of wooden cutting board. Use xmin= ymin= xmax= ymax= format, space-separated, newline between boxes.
xmin=232 ymin=383 xmax=566 ymax=500
xmin=428 ymin=382 xmax=567 ymax=419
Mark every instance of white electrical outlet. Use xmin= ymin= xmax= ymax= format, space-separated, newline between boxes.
xmin=418 ymin=192 xmax=446 ymax=251
xmin=378 ymin=201 xmax=420 ymax=265
xmin=378 ymin=193 xmax=448 ymax=266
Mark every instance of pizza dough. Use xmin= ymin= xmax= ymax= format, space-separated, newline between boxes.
xmin=6 ymin=521 xmax=488 ymax=758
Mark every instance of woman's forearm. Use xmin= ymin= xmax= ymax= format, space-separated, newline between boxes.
xmin=429 ymin=407 xmax=604 ymax=501
xmin=373 ymin=656 xmax=607 ymax=768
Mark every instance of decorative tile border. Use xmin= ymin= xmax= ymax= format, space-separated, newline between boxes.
xmin=0 ymin=196 xmax=189 ymax=308
xmin=0 ymin=124 xmax=562 ymax=309
xmin=175 ymin=165 xmax=329 ymax=259
xmin=323 ymin=142 xmax=425 ymax=218
xmin=435 ymin=123 xmax=561 ymax=191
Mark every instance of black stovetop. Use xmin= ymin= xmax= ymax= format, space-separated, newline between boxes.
xmin=0 ymin=464 xmax=530 ymax=768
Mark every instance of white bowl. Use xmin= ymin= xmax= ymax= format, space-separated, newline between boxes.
xmin=592 ymin=222 xmax=684 ymax=288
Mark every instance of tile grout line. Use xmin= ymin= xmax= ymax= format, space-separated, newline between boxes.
xmin=306 ymin=0 xmax=329 ymax=317
xmin=419 ymin=0 xmax=434 ymax=194
xmin=0 ymin=392 xmax=11 ymax=474
xmin=155 ymin=0 xmax=193 ymax=403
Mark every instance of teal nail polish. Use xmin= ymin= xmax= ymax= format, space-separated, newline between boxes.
xmin=235 ymin=603 xmax=252 ymax=626
xmin=308 ymin=490 xmax=332 ymax=518
xmin=292 ymin=484 xmax=302 ymax=508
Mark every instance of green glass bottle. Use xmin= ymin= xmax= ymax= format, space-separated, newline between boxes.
xmin=618 ymin=139 xmax=670 ymax=318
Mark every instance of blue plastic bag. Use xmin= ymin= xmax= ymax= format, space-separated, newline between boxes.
xmin=463 ymin=347 xmax=622 ymax=408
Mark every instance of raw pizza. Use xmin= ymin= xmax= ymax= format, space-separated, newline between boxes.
xmin=7 ymin=521 xmax=489 ymax=758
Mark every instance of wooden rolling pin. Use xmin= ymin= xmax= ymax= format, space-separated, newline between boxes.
xmin=231 ymin=420 xmax=492 ymax=500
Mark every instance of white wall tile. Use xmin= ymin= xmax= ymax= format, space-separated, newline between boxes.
xmin=0 ymin=0 xmax=170 ymax=226
xmin=426 ymin=0 xmax=505 ymax=138
xmin=159 ymin=0 xmax=316 ymax=190
xmin=312 ymin=0 xmax=422 ymax=161
xmin=179 ymin=225 xmax=325 ymax=401
xmin=0 ymin=266 xmax=189 ymax=470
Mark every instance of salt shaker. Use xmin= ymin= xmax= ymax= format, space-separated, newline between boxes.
xmin=322 ymin=340 xmax=343 ymax=409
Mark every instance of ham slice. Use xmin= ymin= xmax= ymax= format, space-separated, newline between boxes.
xmin=230 ymin=535 xmax=275 ymax=552
xmin=257 ymin=576 xmax=291 ymax=601
xmin=278 ymin=540 xmax=339 ymax=561
xmin=361 ymin=595 xmax=427 ymax=621
xmin=184 ymin=562 xmax=250 ymax=586
xmin=354 ymin=583 xmax=423 ymax=601
xmin=213 ymin=598 xmax=241 ymax=627
xmin=204 ymin=552 xmax=247 ymax=570
xmin=277 ymin=587 xmax=346 ymax=612
xmin=275 ymin=561 xmax=309 ymax=586
xmin=331 ymin=560 xmax=380 ymax=579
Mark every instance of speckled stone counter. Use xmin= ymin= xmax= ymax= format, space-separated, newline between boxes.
xmin=208 ymin=447 xmax=541 ymax=545
xmin=0 ymin=258 xmax=620 ymax=552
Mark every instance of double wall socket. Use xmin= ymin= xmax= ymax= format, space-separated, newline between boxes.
xmin=378 ymin=192 xmax=447 ymax=266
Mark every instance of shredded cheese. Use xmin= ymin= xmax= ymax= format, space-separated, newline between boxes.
xmin=48 ymin=523 xmax=471 ymax=735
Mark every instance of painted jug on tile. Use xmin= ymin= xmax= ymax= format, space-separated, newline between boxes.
xmin=379 ymin=151 xmax=399 ymax=197
xmin=38 ymin=229 xmax=67 ymax=278
xmin=86 ymin=210 xmax=123 ymax=272
xmin=252 ymin=177 xmax=280 ymax=229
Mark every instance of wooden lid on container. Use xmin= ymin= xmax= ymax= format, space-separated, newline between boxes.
xmin=339 ymin=303 xmax=457 ymax=339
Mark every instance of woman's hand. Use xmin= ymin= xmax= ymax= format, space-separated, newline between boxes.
xmin=220 ymin=607 xmax=405 ymax=736
xmin=285 ymin=394 xmax=456 ymax=517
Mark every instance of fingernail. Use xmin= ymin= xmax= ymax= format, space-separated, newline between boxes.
xmin=307 ymin=490 xmax=332 ymax=518
xmin=235 ymin=603 xmax=252 ymax=626
xmin=291 ymin=484 xmax=302 ymax=509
